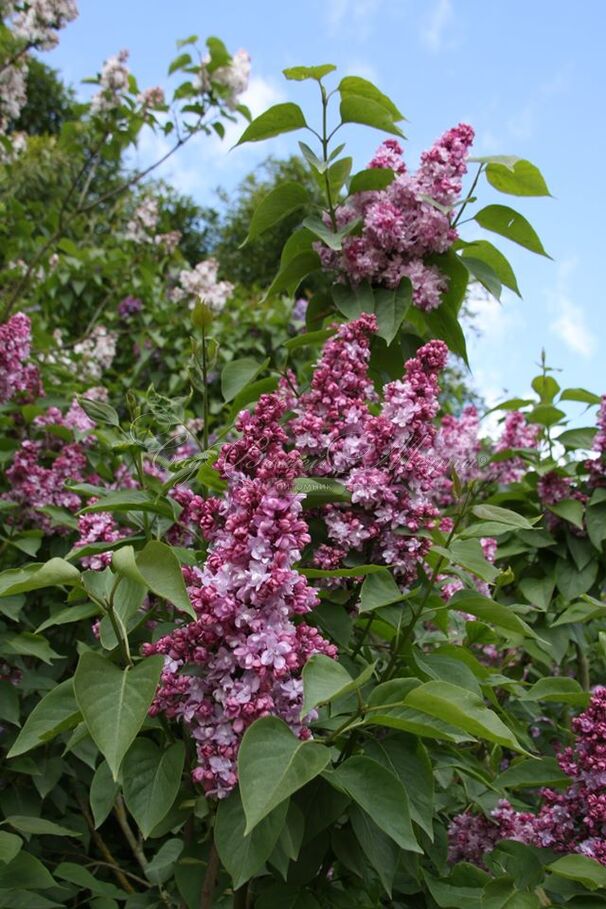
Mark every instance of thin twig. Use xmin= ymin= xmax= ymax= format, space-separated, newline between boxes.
xmin=200 ymin=842 xmax=220 ymax=909
xmin=74 ymin=789 xmax=136 ymax=894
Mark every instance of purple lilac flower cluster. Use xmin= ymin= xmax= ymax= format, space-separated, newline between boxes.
xmin=586 ymin=396 xmax=606 ymax=488
xmin=142 ymin=394 xmax=336 ymax=798
xmin=290 ymin=314 xmax=449 ymax=585
xmin=317 ymin=125 xmax=475 ymax=312
xmin=117 ymin=296 xmax=143 ymax=319
xmin=448 ymin=687 xmax=606 ymax=866
xmin=0 ymin=312 xmax=42 ymax=403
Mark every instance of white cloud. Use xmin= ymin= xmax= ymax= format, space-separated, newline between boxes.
xmin=325 ymin=0 xmax=383 ymax=35
xmin=548 ymin=258 xmax=596 ymax=359
xmin=421 ymin=0 xmax=454 ymax=52
xmin=550 ymin=299 xmax=596 ymax=358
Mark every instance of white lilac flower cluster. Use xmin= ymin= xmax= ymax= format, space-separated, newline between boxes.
xmin=0 ymin=0 xmax=77 ymax=130
xmin=90 ymin=49 xmax=130 ymax=116
xmin=197 ymin=49 xmax=251 ymax=111
xmin=73 ymin=325 xmax=117 ymax=380
xmin=170 ymin=259 xmax=234 ymax=313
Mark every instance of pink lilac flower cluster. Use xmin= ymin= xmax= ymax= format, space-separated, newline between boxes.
xmin=137 ymin=85 xmax=165 ymax=109
xmin=142 ymin=393 xmax=336 ymax=798
xmin=4 ymin=438 xmax=87 ymax=531
xmin=118 ymin=296 xmax=143 ymax=319
xmin=290 ymin=315 xmax=449 ymax=584
xmin=75 ymin=510 xmax=124 ymax=570
xmin=490 ymin=411 xmax=540 ymax=484
xmin=586 ymin=396 xmax=606 ymax=488
xmin=432 ymin=405 xmax=482 ymax=506
xmin=448 ymin=686 xmax=606 ymax=866
xmin=3 ymin=396 xmax=97 ymax=531
xmin=0 ymin=312 xmax=42 ymax=403
xmin=317 ymin=125 xmax=475 ymax=312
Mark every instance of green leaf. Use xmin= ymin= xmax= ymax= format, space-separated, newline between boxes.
xmin=0 ymin=558 xmax=80 ymax=597
xmin=546 ymin=498 xmax=585 ymax=529
xmin=350 ymin=805 xmax=400 ymax=896
xmin=0 ymin=850 xmax=56 ymax=890
xmin=555 ymin=558 xmax=598 ymax=601
xmin=423 ymin=303 xmax=469 ymax=364
xmin=283 ymin=64 xmax=336 ymax=82
xmin=293 ymin=477 xmax=351 ymax=506
xmin=329 ymin=755 xmax=419 ymax=851
xmin=266 ymin=251 xmax=321 ymax=299
xmin=36 ymin=602 xmax=98 ymax=634
xmin=301 ymin=654 xmax=375 ymax=716
xmin=243 ymin=182 xmax=308 ymax=246
xmin=459 ymin=241 xmax=520 ymax=295
xmin=4 ymin=816 xmax=80 ymax=837
xmin=529 ymin=403 xmax=565 ymax=427
xmin=560 ymin=388 xmax=602 ymax=405
xmin=521 ymin=677 xmax=589 ymax=707
xmin=494 ymin=756 xmax=569 ymax=789
xmin=0 ymin=681 xmax=19 ymax=726
xmin=449 ymin=590 xmax=536 ymax=638
xmin=301 ymin=564 xmax=385 ymax=579
xmin=448 ymin=539 xmax=499 ymax=583
xmin=113 ymin=542 xmax=195 ymax=619
xmin=349 ymin=167 xmax=395 ymax=195
xmin=221 ymin=357 xmax=269 ymax=402
xmin=238 ymin=717 xmax=330 ymax=834
xmin=168 ymin=52 xmax=192 ymax=75
xmin=338 ymin=76 xmax=403 ymax=120
xmin=365 ymin=736 xmax=434 ymax=838
xmin=230 ymin=377 xmax=279 ymax=417
xmin=359 ymin=568 xmax=404 ymax=613
xmin=145 ymin=838 xmax=183 ymax=885
xmin=215 ymin=789 xmax=288 ymax=889
xmin=471 ymin=505 xmax=535 ymax=529
xmin=403 ymin=681 xmax=524 ymax=751
xmin=54 ymin=862 xmax=126 ymax=899
xmin=81 ymin=490 xmax=177 ymax=519
xmin=7 ymin=678 xmax=80 ymax=758
xmin=374 ymin=279 xmax=412 ymax=345
xmin=301 ymin=213 xmax=357 ymax=251
xmin=485 ymin=159 xmax=551 ymax=196
xmin=280 ymin=227 xmax=314 ymax=266
xmin=90 ymin=760 xmax=119 ymax=828
xmin=460 ymin=256 xmax=502 ymax=300
xmin=257 ymin=885 xmax=321 ymax=908
xmin=586 ymin=503 xmax=606 ymax=549
xmin=0 ymin=831 xmax=22 ymax=864
xmin=0 ymin=632 xmax=60 ymax=664
xmin=332 ymin=281 xmax=374 ymax=319
xmin=554 ymin=595 xmax=606 ymax=626
xmin=475 ymin=205 xmax=550 ymax=257
xmin=339 ymin=94 xmax=403 ymax=137
xmin=548 ymin=854 xmax=606 ymax=890
xmin=557 ymin=426 xmax=596 ymax=450
xmin=283 ymin=328 xmax=336 ymax=351
xmin=236 ymin=103 xmax=307 ymax=145
xmin=122 ymin=739 xmax=185 ymax=838
xmin=74 ymin=653 xmax=164 ymax=779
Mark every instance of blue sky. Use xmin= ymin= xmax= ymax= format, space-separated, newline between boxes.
xmin=43 ymin=0 xmax=605 ymax=409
